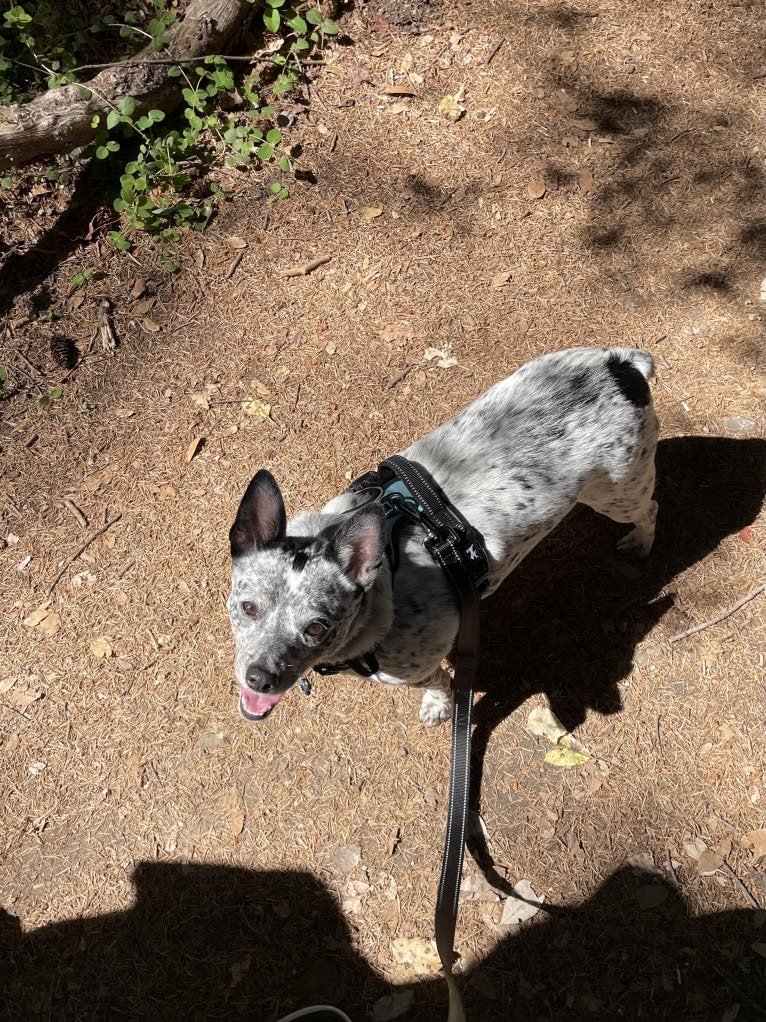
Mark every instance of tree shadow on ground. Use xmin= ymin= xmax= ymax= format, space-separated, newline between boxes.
xmin=0 ymin=158 xmax=114 ymax=318
xmin=469 ymin=436 xmax=766 ymax=869
xmin=0 ymin=861 xmax=761 ymax=1021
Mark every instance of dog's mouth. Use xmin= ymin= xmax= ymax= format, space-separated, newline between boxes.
xmin=239 ymin=687 xmax=284 ymax=722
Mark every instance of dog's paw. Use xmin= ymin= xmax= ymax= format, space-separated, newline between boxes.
xmin=419 ymin=688 xmax=452 ymax=726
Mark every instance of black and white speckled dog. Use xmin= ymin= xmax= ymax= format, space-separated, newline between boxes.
xmin=228 ymin=347 xmax=658 ymax=725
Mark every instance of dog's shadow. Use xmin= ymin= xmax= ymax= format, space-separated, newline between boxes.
xmin=470 ymin=435 xmax=765 ymax=847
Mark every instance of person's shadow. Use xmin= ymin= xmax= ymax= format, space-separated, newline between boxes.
xmin=468 ymin=435 xmax=765 ymax=868
xmin=1 ymin=860 xmax=761 ymax=1021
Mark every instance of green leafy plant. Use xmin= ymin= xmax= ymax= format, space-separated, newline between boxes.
xmin=39 ymin=384 xmax=63 ymax=408
xmin=69 ymin=267 xmax=95 ymax=290
xmin=0 ymin=365 xmax=8 ymax=399
xmin=1 ymin=2 xmax=339 ymax=242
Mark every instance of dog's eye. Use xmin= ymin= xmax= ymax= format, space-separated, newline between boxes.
xmin=241 ymin=601 xmax=258 ymax=618
xmin=304 ymin=619 xmax=328 ymax=640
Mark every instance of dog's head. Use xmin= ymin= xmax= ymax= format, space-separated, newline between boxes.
xmin=228 ymin=471 xmax=385 ymax=721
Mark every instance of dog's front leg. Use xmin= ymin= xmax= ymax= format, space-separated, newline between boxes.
xmin=417 ymin=667 xmax=453 ymax=726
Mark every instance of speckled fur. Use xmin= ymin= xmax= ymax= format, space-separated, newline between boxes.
xmin=229 ymin=347 xmax=658 ymax=725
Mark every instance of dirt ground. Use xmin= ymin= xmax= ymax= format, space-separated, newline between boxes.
xmin=1 ymin=1 xmax=765 ymax=1020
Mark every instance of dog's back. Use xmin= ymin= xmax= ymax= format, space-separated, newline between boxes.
xmin=405 ymin=347 xmax=658 ymax=591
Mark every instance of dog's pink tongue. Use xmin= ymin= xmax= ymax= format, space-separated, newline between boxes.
xmin=240 ymin=688 xmax=283 ymax=718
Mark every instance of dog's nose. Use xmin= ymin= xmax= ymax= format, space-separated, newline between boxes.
xmin=245 ymin=664 xmax=279 ymax=693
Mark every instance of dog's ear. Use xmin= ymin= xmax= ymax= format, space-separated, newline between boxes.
xmin=331 ymin=506 xmax=385 ymax=588
xmin=230 ymin=470 xmax=286 ymax=557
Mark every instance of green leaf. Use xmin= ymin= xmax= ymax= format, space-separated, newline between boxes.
xmin=96 ymin=145 xmax=109 ymax=159
xmin=270 ymin=182 xmax=282 ymax=193
xmin=265 ymin=0 xmax=286 ymax=6
xmin=321 ymin=18 xmax=339 ymax=34
xmin=278 ymin=154 xmax=291 ymax=173
xmin=263 ymin=8 xmax=280 ymax=32
xmin=265 ymin=127 xmax=282 ymax=145
xmin=0 ymin=366 xmax=7 ymax=381
xmin=107 ymin=231 xmax=131 ymax=251
xmin=90 ymin=114 xmax=100 ymax=128
xmin=257 ymin=142 xmax=274 ymax=160
xmin=288 ymin=14 xmax=307 ymax=33
xmin=167 ymin=64 xmax=182 ymax=77
xmin=106 ymin=140 xmax=120 ymax=152
xmin=306 ymin=8 xmax=322 ymax=25
xmin=50 ymin=386 xmax=64 ymax=400
xmin=106 ymin=109 xmax=121 ymax=130
xmin=119 ymin=96 xmax=136 ymax=116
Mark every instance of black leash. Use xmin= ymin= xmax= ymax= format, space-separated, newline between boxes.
xmin=328 ymin=455 xmax=486 ymax=1022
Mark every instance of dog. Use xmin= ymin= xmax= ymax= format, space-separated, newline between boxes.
xmin=228 ymin=347 xmax=658 ymax=725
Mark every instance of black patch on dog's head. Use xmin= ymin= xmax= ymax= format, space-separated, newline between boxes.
xmin=607 ymin=354 xmax=651 ymax=407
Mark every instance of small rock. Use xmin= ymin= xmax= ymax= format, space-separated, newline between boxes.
xmin=619 ymin=291 xmax=647 ymax=314
xmin=633 ymin=644 xmax=663 ymax=667
xmin=333 ymin=843 xmax=362 ymax=875
xmin=194 ymin=731 xmax=231 ymax=752
xmin=722 ymin=415 xmax=757 ymax=434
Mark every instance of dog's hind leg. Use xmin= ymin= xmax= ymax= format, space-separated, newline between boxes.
xmin=417 ymin=667 xmax=453 ymax=726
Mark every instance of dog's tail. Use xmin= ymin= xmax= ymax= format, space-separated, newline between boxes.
xmin=609 ymin=347 xmax=655 ymax=381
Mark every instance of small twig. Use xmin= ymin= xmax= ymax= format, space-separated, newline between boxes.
xmin=387 ymin=362 xmax=422 ymax=390
xmin=170 ymin=317 xmax=198 ymax=335
xmin=224 ymin=251 xmax=244 ymax=280
xmin=279 ymin=254 xmax=332 ymax=278
xmin=47 ymin=514 xmax=122 ymax=596
xmin=14 ymin=347 xmax=43 ymax=377
xmin=486 ymin=37 xmax=505 ymax=65
xmin=665 ymin=849 xmax=680 ymax=887
xmin=654 ymin=713 xmax=663 ymax=755
xmin=63 ymin=498 xmax=88 ymax=529
xmin=722 ymin=859 xmax=761 ymax=909
xmin=669 ymin=584 xmax=765 ymax=643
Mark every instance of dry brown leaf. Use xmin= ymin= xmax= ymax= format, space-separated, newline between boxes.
xmin=578 ymin=168 xmax=594 ymax=193
xmin=185 ymin=437 xmax=205 ymax=463
xmin=90 ymin=636 xmax=114 ymax=658
xmin=568 ymin=117 xmax=598 ymax=131
xmin=133 ymin=296 xmax=157 ymax=315
xmin=67 ymin=294 xmax=85 ymax=311
xmin=683 ymin=838 xmax=707 ymax=860
xmin=697 ymin=849 xmax=724 ymax=875
xmin=142 ymin=318 xmax=161 ymax=333
xmin=23 ymin=607 xmax=52 ymax=629
xmin=379 ymin=85 xmax=417 ymax=97
xmin=380 ymin=322 xmax=416 ymax=345
xmin=527 ymin=178 xmax=546 ymax=200
xmin=741 ymin=829 xmax=766 ymax=862
xmin=130 ymin=278 xmax=147 ymax=298
xmin=500 ymin=879 xmax=545 ymax=924
xmin=8 ymin=684 xmax=42 ymax=712
xmin=325 ymin=341 xmax=337 ymax=355
xmin=491 ymin=270 xmax=512 ymax=288
xmin=37 ymin=611 xmax=62 ymax=637
xmin=226 ymin=235 xmax=248 ymax=249
xmin=360 ymin=206 xmax=384 ymax=221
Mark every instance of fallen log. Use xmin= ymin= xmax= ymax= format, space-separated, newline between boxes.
xmin=0 ymin=0 xmax=253 ymax=173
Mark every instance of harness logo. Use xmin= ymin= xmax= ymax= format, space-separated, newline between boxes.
xmin=467 ymin=544 xmax=480 ymax=561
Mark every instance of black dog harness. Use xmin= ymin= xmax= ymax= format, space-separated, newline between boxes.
xmin=315 ymin=454 xmax=489 ymax=1022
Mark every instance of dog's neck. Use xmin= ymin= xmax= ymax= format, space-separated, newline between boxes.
xmin=330 ymin=557 xmax=395 ymax=662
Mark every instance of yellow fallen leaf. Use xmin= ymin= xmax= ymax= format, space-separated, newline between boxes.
xmin=226 ymin=235 xmax=248 ymax=249
xmin=90 ymin=637 xmax=114 ymax=658
xmin=438 ymin=84 xmax=466 ymax=122
xmin=544 ymin=746 xmax=591 ymax=768
xmin=360 ymin=206 xmax=384 ymax=221
xmin=241 ymin=398 xmax=271 ymax=418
